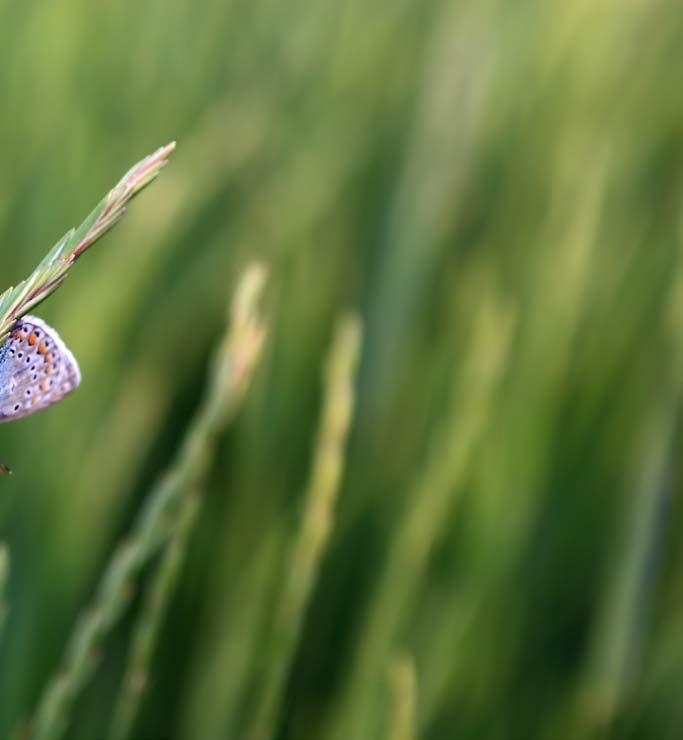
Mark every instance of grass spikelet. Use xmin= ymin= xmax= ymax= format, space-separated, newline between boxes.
xmin=330 ymin=293 xmax=515 ymax=740
xmin=107 ymin=263 xmax=269 ymax=740
xmin=0 ymin=142 xmax=176 ymax=343
xmin=28 ymin=263 xmax=268 ymax=740
xmin=248 ymin=314 xmax=362 ymax=740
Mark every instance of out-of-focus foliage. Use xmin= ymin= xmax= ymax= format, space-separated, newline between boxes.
xmin=0 ymin=1 xmax=682 ymax=739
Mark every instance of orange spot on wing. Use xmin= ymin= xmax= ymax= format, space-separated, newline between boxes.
xmin=37 ymin=342 xmax=46 ymax=354
xmin=28 ymin=334 xmax=37 ymax=345
xmin=39 ymin=379 xmax=48 ymax=391
xmin=45 ymin=365 xmax=53 ymax=375
xmin=16 ymin=332 xmax=25 ymax=341
xmin=31 ymin=397 xmax=38 ymax=406
xmin=45 ymin=353 xmax=53 ymax=363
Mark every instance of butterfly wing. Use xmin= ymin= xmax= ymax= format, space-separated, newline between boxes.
xmin=0 ymin=315 xmax=81 ymax=422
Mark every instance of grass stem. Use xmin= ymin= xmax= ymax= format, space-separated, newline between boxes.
xmin=386 ymin=655 xmax=417 ymax=740
xmin=29 ymin=263 xmax=268 ymax=740
xmin=247 ymin=314 xmax=362 ymax=740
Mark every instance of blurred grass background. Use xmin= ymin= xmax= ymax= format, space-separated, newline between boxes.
xmin=0 ymin=0 xmax=681 ymax=738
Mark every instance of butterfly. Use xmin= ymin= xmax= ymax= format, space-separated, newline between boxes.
xmin=0 ymin=316 xmax=80 ymax=472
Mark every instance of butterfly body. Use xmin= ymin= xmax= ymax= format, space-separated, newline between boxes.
xmin=0 ymin=316 xmax=80 ymax=422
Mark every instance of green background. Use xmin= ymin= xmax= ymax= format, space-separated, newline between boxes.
xmin=0 ymin=0 xmax=682 ymax=738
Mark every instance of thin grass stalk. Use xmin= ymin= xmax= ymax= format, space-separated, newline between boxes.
xmin=578 ymin=403 xmax=675 ymax=734
xmin=329 ymin=294 xmax=514 ymax=740
xmin=28 ymin=263 xmax=268 ymax=740
xmin=107 ymin=490 xmax=200 ymax=740
xmin=574 ymin=235 xmax=683 ymax=734
xmin=0 ymin=143 xmax=175 ymax=343
xmin=0 ymin=544 xmax=9 ymax=638
xmin=386 ymin=655 xmax=417 ymax=740
xmin=247 ymin=314 xmax=362 ymax=740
